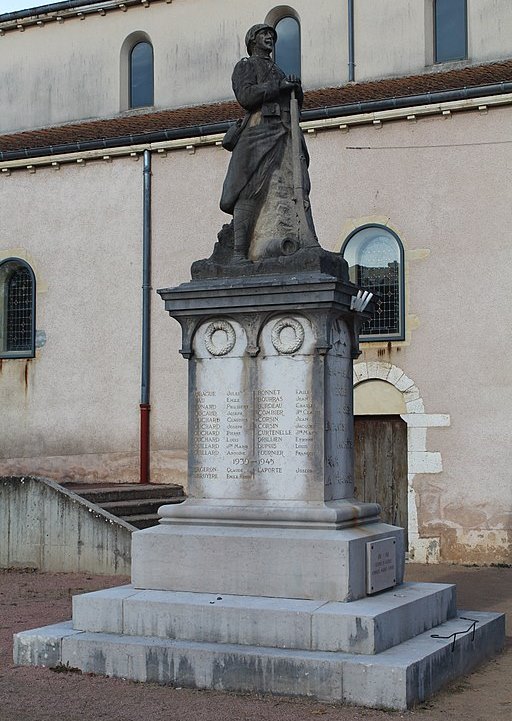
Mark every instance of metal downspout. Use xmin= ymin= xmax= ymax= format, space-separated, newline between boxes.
xmin=140 ymin=149 xmax=151 ymax=484
xmin=348 ymin=0 xmax=355 ymax=82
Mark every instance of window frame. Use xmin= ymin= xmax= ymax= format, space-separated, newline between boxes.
xmin=433 ymin=0 xmax=468 ymax=64
xmin=120 ymin=31 xmax=154 ymax=112
xmin=341 ymin=224 xmax=405 ymax=343
xmin=0 ymin=257 xmax=36 ymax=359
xmin=129 ymin=40 xmax=154 ymax=109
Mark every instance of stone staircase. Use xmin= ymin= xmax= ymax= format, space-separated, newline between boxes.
xmin=62 ymin=482 xmax=186 ymax=529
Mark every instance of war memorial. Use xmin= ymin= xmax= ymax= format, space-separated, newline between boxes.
xmin=14 ymin=23 xmax=504 ymax=710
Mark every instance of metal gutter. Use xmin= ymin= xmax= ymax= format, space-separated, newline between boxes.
xmin=0 ymin=0 xmax=104 ymax=22
xmin=300 ymin=81 xmax=512 ymax=121
xmin=0 ymin=122 xmax=231 ymax=162
xmin=1 ymin=85 xmax=512 ymax=166
xmin=0 ymin=0 xmax=135 ymax=23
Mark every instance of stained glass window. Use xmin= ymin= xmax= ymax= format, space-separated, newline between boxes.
xmin=342 ymin=226 xmax=404 ymax=341
xmin=0 ymin=259 xmax=35 ymax=358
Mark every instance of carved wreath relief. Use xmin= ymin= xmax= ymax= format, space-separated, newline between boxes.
xmin=271 ymin=317 xmax=305 ymax=354
xmin=204 ymin=320 xmax=236 ymax=356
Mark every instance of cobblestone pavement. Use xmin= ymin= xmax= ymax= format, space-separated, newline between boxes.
xmin=1 ymin=564 xmax=510 ymax=721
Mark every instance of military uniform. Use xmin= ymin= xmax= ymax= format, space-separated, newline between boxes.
xmin=220 ymin=26 xmax=314 ymax=260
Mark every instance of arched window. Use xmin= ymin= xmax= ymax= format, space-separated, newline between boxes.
xmin=342 ymin=226 xmax=405 ymax=341
xmin=274 ymin=15 xmax=301 ymax=77
xmin=129 ymin=40 xmax=154 ymax=108
xmin=434 ymin=0 xmax=467 ymax=63
xmin=266 ymin=7 xmax=301 ymax=78
xmin=0 ymin=258 xmax=36 ymax=358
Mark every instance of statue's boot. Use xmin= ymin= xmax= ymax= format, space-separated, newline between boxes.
xmin=232 ymin=200 xmax=256 ymax=262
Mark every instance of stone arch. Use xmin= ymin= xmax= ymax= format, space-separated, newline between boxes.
xmin=353 ymin=361 xmax=450 ymax=562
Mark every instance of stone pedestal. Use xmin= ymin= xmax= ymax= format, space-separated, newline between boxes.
xmin=131 ymin=272 xmax=403 ymax=600
xmin=13 ymin=271 xmax=505 ymax=710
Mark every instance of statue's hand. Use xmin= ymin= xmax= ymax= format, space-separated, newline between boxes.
xmin=280 ymin=75 xmax=301 ymax=93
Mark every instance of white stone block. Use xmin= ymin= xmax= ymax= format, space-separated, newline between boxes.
xmin=408 ymin=452 xmax=442 ymax=474
xmin=403 ymin=385 xmax=420 ymax=402
xmin=73 ymin=585 xmax=139 ymax=633
xmin=123 ymin=590 xmax=322 ymax=649
xmin=386 ymin=365 xmax=404 ymax=386
xmin=353 ymin=363 xmax=368 ymax=382
xmin=132 ymin=522 xmax=404 ymax=602
xmin=365 ymin=361 xmax=390 ymax=380
xmin=401 ymin=414 xmax=450 ymax=428
xmin=405 ymin=398 xmax=425 ymax=413
xmin=395 ymin=374 xmax=415 ymax=392
xmin=13 ymin=621 xmax=80 ymax=667
xmin=407 ymin=428 xmax=427 ymax=453
xmin=407 ymin=488 xmax=420 ymax=538
xmin=343 ymin=612 xmax=505 ymax=709
xmin=311 ymin=582 xmax=455 ymax=654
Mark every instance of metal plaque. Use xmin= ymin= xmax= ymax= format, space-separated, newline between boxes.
xmin=366 ymin=537 xmax=397 ymax=594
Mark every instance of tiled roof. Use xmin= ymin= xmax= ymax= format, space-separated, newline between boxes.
xmin=303 ymin=58 xmax=512 ymax=107
xmin=1 ymin=59 xmax=512 ymax=155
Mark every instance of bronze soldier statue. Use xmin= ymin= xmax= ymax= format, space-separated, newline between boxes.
xmin=220 ymin=23 xmax=319 ymax=262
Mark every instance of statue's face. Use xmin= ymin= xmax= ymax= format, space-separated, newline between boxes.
xmin=253 ymin=28 xmax=274 ymax=54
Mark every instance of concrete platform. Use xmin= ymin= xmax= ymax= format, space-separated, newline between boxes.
xmin=14 ymin=610 xmax=505 ymax=710
xmin=71 ymin=582 xmax=456 ymax=655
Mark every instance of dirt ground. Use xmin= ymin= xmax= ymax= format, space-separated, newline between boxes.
xmin=1 ymin=564 xmax=511 ymax=721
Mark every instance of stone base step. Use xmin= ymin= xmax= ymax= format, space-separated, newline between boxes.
xmin=71 ymin=582 xmax=456 ymax=655
xmin=14 ymin=611 xmax=505 ymax=710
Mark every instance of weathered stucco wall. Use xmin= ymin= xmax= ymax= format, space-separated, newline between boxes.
xmin=307 ymin=104 xmax=512 ymax=565
xmin=0 ymin=0 xmax=346 ymax=133
xmin=151 ymin=103 xmax=512 ymax=563
xmin=0 ymin=476 xmax=132 ymax=574
xmin=0 ymin=155 xmax=188 ymax=486
xmin=1 ymin=0 xmax=512 ymax=133
xmin=1 ymin=102 xmax=511 ymax=563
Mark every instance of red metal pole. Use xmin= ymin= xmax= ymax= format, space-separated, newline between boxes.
xmin=139 ymin=402 xmax=151 ymax=484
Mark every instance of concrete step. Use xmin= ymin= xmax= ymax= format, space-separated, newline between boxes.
xmin=60 ymin=482 xmax=186 ymax=529
xmin=70 ymin=582 xmax=457 ymax=655
xmin=14 ymin=610 xmax=505 ymax=710
xmin=62 ymin=483 xmax=185 ymax=504
xmin=101 ymin=498 xmax=184 ymax=516
xmin=122 ymin=514 xmax=161 ymax=530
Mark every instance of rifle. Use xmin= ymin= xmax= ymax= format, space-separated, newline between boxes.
xmin=290 ymin=88 xmax=318 ymax=248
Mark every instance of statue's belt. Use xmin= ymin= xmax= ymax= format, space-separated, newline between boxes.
xmin=262 ymin=102 xmax=290 ymax=117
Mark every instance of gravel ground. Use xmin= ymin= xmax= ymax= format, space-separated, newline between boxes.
xmin=1 ymin=564 xmax=511 ymax=721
